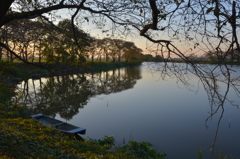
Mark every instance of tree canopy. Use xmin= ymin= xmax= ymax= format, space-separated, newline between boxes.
xmin=0 ymin=0 xmax=239 ymax=62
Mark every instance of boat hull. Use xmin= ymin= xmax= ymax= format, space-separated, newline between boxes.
xmin=31 ymin=114 xmax=86 ymax=135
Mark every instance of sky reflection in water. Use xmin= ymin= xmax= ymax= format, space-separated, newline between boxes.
xmin=16 ymin=62 xmax=240 ymax=159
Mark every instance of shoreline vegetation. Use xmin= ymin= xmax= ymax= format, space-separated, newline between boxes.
xmin=0 ymin=60 xmax=167 ymax=159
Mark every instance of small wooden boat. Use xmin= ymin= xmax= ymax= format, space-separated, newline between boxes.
xmin=31 ymin=114 xmax=86 ymax=135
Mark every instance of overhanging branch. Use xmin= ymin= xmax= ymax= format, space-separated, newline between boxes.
xmin=140 ymin=0 xmax=161 ymax=35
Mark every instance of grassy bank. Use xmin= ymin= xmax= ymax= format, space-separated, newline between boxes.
xmin=1 ymin=103 xmax=161 ymax=159
xmin=0 ymin=61 xmax=167 ymax=159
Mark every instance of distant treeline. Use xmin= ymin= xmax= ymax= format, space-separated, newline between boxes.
xmin=0 ymin=18 xmax=144 ymax=65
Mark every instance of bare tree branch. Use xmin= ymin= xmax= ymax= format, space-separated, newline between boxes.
xmin=140 ymin=0 xmax=161 ymax=36
xmin=71 ymin=0 xmax=86 ymax=52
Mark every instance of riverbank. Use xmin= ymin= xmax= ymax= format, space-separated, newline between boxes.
xmin=1 ymin=61 xmax=142 ymax=80
xmin=166 ymin=59 xmax=240 ymax=65
xmin=0 ymin=61 xmax=167 ymax=159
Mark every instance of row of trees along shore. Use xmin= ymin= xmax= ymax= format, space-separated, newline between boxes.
xmin=1 ymin=1 xmax=240 ymax=66
xmin=0 ymin=18 xmax=145 ymax=64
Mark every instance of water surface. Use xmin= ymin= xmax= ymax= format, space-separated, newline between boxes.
xmin=15 ymin=62 xmax=240 ymax=159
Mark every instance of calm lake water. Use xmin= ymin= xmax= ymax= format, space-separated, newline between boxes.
xmin=15 ymin=62 xmax=240 ymax=159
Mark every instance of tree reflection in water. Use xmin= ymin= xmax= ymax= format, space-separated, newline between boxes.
xmin=14 ymin=66 xmax=141 ymax=120
xmin=13 ymin=62 xmax=240 ymax=157
xmin=145 ymin=62 xmax=240 ymax=156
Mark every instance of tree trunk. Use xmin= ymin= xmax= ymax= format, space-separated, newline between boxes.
xmin=112 ymin=56 xmax=115 ymax=62
xmin=32 ymin=42 xmax=36 ymax=63
xmin=0 ymin=47 xmax=2 ymax=60
xmin=106 ymin=53 xmax=108 ymax=62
